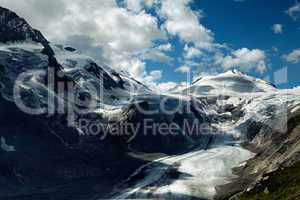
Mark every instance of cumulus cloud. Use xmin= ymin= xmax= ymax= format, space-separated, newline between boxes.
xmin=141 ymin=44 xmax=173 ymax=62
xmin=157 ymin=43 xmax=172 ymax=51
xmin=216 ymin=48 xmax=267 ymax=73
xmin=144 ymin=70 xmax=163 ymax=82
xmin=125 ymin=0 xmax=159 ymax=11
xmin=176 ymin=65 xmax=191 ymax=73
xmin=184 ymin=45 xmax=203 ymax=59
xmin=142 ymin=50 xmax=173 ymax=62
xmin=125 ymin=0 xmax=143 ymax=12
xmin=0 ymin=0 xmax=67 ymax=31
xmin=117 ymin=58 xmax=146 ymax=77
xmin=160 ymin=0 xmax=214 ymax=50
xmin=0 ymin=0 xmax=168 ymax=84
xmin=272 ymin=24 xmax=283 ymax=34
xmin=284 ymin=49 xmax=300 ymax=63
xmin=0 ymin=0 xmax=272 ymax=86
xmin=156 ymin=81 xmax=178 ymax=92
xmin=286 ymin=1 xmax=300 ymax=20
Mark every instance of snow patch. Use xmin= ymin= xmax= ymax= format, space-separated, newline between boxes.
xmin=186 ymin=70 xmax=277 ymax=96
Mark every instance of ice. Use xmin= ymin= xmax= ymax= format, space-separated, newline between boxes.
xmin=114 ymin=146 xmax=254 ymax=200
xmin=154 ymin=146 xmax=254 ymax=199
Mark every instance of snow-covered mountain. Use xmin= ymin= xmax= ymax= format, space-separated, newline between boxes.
xmin=182 ymin=70 xmax=277 ymax=96
xmin=0 ymin=6 xmax=300 ymax=200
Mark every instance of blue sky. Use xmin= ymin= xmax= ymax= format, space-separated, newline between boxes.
xmin=1 ymin=0 xmax=299 ymax=90
xmin=146 ymin=0 xmax=300 ymax=89
xmin=199 ymin=0 xmax=300 ymax=88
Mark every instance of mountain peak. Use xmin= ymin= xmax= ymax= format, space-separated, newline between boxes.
xmin=0 ymin=7 xmax=48 ymax=45
xmin=186 ymin=70 xmax=277 ymax=95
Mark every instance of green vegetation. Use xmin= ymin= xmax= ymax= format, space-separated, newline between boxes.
xmin=238 ymin=162 xmax=300 ymax=200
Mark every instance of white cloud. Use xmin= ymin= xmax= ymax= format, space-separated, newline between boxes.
xmin=272 ymin=24 xmax=283 ymax=34
xmin=142 ymin=50 xmax=172 ymax=62
xmin=140 ymin=44 xmax=173 ymax=62
xmin=0 ymin=0 xmax=166 ymax=83
xmin=143 ymin=71 xmax=179 ymax=93
xmin=117 ymin=58 xmax=146 ymax=78
xmin=144 ymin=70 xmax=163 ymax=82
xmin=0 ymin=0 xmax=273 ymax=86
xmin=157 ymin=43 xmax=172 ymax=51
xmin=284 ymin=49 xmax=300 ymax=63
xmin=126 ymin=0 xmax=159 ymax=9
xmin=216 ymin=48 xmax=267 ymax=73
xmin=114 ymin=57 xmax=170 ymax=90
xmin=125 ymin=0 xmax=143 ymax=12
xmin=156 ymin=81 xmax=178 ymax=92
xmin=0 ymin=0 xmax=67 ymax=31
xmin=184 ymin=45 xmax=203 ymax=59
xmin=160 ymin=0 xmax=214 ymax=50
xmin=144 ymin=0 xmax=159 ymax=7
xmin=176 ymin=65 xmax=191 ymax=73
xmin=286 ymin=1 xmax=300 ymax=20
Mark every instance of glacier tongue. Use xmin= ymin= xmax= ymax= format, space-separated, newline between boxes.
xmin=154 ymin=146 xmax=254 ymax=199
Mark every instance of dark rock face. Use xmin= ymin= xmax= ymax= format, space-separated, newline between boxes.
xmin=0 ymin=94 xmax=145 ymax=200
xmin=64 ymin=47 xmax=76 ymax=52
xmin=0 ymin=7 xmax=138 ymax=199
xmin=117 ymin=96 xmax=216 ymax=154
xmin=0 ymin=6 xmax=64 ymax=83
xmin=0 ymin=7 xmax=48 ymax=45
xmin=86 ymin=62 xmax=122 ymax=90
